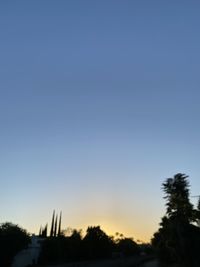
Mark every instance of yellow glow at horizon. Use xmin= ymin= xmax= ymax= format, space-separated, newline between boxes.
xmin=32 ymin=211 xmax=155 ymax=243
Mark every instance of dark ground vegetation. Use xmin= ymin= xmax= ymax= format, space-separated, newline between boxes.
xmin=38 ymin=226 xmax=144 ymax=265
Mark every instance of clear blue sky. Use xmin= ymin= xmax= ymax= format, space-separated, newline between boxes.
xmin=1 ymin=0 xmax=200 ymax=241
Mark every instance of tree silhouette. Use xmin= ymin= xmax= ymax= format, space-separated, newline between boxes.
xmin=82 ymin=226 xmax=113 ymax=259
xmin=162 ymin=173 xmax=194 ymax=222
xmin=152 ymin=173 xmax=200 ymax=267
xmin=54 ymin=215 xmax=58 ymax=237
xmin=58 ymin=211 xmax=62 ymax=236
xmin=116 ymin=237 xmax=139 ymax=256
xmin=0 ymin=222 xmax=30 ymax=267
xmin=195 ymin=197 xmax=200 ymax=227
xmin=197 ymin=197 xmax=200 ymax=211
xmin=42 ymin=224 xmax=48 ymax=237
xmin=50 ymin=210 xmax=55 ymax=237
xmin=38 ymin=224 xmax=143 ymax=265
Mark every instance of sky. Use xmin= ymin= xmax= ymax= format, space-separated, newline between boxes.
xmin=1 ymin=0 xmax=200 ymax=242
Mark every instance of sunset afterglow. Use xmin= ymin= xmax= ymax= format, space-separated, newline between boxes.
xmin=1 ymin=1 xmax=200 ymax=244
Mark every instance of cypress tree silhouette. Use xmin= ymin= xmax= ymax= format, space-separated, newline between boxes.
xmin=58 ymin=211 xmax=62 ymax=236
xmin=42 ymin=224 xmax=48 ymax=237
xmin=50 ymin=210 xmax=55 ymax=237
xmin=54 ymin=214 xmax=58 ymax=237
xmin=39 ymin=226 xmax=42 ymax=237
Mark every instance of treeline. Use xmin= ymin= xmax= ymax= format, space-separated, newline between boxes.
xmin=38 ymin=226 xmax=150 ymax=265
xmin=0 ymin=222 xmax=151 ymax=267
xmin=152 ymin=173 xmax=200 ymax=267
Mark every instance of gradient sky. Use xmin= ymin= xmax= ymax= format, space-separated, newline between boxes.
xmin=1 ymin=0 xmax=200 ymax=242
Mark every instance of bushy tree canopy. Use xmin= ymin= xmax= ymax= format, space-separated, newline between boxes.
xmin=82 ymin=226 xmax=113 ymax=259
xmin=0 ymin=222 xmax=30 ymax=267
xmin=162 ymin=173 xmax=194 ymax=222
xmin=152 ymin=173 xmax=200 ymax=267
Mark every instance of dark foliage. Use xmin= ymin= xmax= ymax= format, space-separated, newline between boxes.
xmin=0 ymin=222 xmax=30 ymax=267
xmin=162 ymin=173 xmax=194 ymax=222
xmin=116 ymin=237 xmax=139 ymax=256
xmin=39 ymin=229 xmax=82 ymax=264
xmin=82 ymin=226 xmax=114 ymax=259
xmin=39 ymin=225 xmax=141 ymax=265
xmin=38 ymin=236 xmax=67 ymax=264
xmin=152 ymin=173 xmax=200 ymax=267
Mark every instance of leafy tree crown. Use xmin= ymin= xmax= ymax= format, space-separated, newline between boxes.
xmin=162 ymin=173 xmax=194 ymax=222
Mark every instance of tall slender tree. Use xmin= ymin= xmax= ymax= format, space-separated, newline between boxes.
xmin=42 ymin=224 xmax=48 ymax=237
xmin=39 ymin=226 xmax=42 ymax=237
xmin=54 ymin=214 xmax=58 ymax=237
xmin=50 ymin=210 xmax=55 ymax=237
xmin=58 ymin=211 xmax=62 ymax=236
